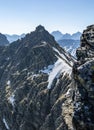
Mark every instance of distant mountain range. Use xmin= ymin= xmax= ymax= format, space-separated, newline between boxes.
xmin=51 ymin=31 xmax=63 ymax=41
xmin=51 ymin=31 xmax=81 ymax=57
xmin=51 ymin=31 xmax=81 ymax=41
xmin=5 ymin=31 xmax=81 ymax=44
xmin=0 ymin=30 xmax=81 ymax=57
xmin=5 ymin=33 xmax=25 ymax=43
xmin=58 ymin=39 xmax=80 ymax=57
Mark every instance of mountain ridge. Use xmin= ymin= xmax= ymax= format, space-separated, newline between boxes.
xmin=51 ymin=31 xmax=81 ymax=40
xmin=51 ymin=31 xmax=81 ymax=57
xmin=0 ymin=25 xmax=94 ymax=130
xmin=58 ymin=39 xmax=80 ymax=57
xmin=0 ymin=25 xmax=74 ymax=130
xmin=3 ymin=30 xmax=81 ymax=43
xmin=5 ymin=33 xmax=25 ymax=43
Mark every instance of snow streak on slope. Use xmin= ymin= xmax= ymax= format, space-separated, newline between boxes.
xmin=3 ymin=118 xmax=9 ymax=130
xmin=53 ymin=47 xmax=73 ymax=66
xmin=47 ymin=56 xmax=72 ymax=89
xmin=63 ymin=45 xmax=77 ymax=57
xmin=53 ymin=47 xmax=68 ymax=61
xmin=39 ymin=47 xmax=72 ymax=89
xmin=8 ymin=94 xmax=15 ymax=107
xmin=40 ymin=65 xmax=54 ymax=74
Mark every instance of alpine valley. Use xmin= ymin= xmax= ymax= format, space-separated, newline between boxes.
xmin=0 ymin=25 xmax=94 ymax=130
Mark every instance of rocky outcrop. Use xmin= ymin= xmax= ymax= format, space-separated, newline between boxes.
xmin=0 ymin=33 xmax=9 ymax=45
xmin=72 ymin=25 xmax=94 ymax=130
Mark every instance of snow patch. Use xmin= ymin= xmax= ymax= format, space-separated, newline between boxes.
xmin=47 ymin=57 xmax=72 ymax=89
xmin=7 ymin=80 xmax=11 ymax=86
xmin=22 ymin=68 xmax=27 ymax=71
xmin=53 ymin=47 xmax=67 ymax=61
xmin=71 ymin=49 xmax=76 ymax=57
xmin=75 ymin=102 xmax=81 ymax=108
xmin=32 ymin=74 xmax=39 ymax=80
xmin=65 ymin=88 xmax=71 ymax=96
xmin=40 ymin=65 xmax=54 ymax=74
xmin=41 ymin=41 xmax=47 ymax=44
xmin=3 ymin=118 xmax=9 ymax=130
xmin=6 ymin=57 xmax=10 ymax=61
xmin=8 ymin=94 xmax=15 ymax=107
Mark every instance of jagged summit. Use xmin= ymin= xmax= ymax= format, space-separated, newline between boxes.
xmin=35 ymin=25 xmax=45 ymax=32
xmin=16 ymin=25 xmax=57 ymax=48
xmin=0 ymin=25 xmax=73 ymax=73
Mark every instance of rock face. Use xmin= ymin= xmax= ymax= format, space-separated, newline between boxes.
xmin=0 ymin=25 xmax=94 ymax=130
xmin=72 ymin=25 xmax=94 ymax=130
xmin=0 ymin=33 xmax=9 ymax=45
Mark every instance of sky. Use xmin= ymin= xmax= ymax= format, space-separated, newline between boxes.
xmin=0 ymin=0 xmax=94 ymax=34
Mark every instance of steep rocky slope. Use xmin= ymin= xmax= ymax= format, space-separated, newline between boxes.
xmin=0 ymin=25 xmax=74 ymax=130
xmin=0 ymin=25 xmax=94 ymax=130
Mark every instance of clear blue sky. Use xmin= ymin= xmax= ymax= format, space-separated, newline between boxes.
xmin=0 ymin=0 xmax=94 ymax=34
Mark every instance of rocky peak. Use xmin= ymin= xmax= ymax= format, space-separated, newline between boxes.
xmin=35 ymin=25 xmax=45 ymax=32
xmin=18 ymin=25 xmax=57 ymax=49
xmin=5 ymin=25 xmax=73 ymax=73
xmin=0 ymin=25 xmax=73 ymax=80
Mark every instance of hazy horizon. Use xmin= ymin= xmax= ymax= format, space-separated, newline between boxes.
xmin=0 ymin=0 xmax=94 ymax=34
